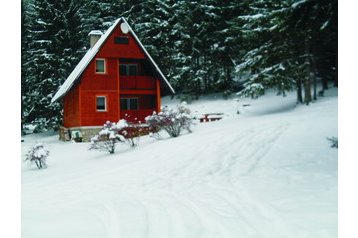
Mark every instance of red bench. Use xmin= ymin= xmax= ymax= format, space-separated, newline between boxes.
xmin=199 ymin=113 xmax=224 ymax=123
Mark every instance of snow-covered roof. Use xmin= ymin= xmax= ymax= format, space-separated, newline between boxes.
xmin=88 ymin=30 xmax=103 ymax=36
xmin=51 ymin=17 xmax=175 ymax=103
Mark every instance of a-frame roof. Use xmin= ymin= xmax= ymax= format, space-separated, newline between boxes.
xmin=51 ymin=17 xmax=175 ymax=103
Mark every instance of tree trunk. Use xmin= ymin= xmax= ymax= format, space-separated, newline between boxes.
xmin=313 ymin=74 xmax=317 ymax=100
xmin=296 ymin=78 xmax=303 ymax=104
xmin=334 ymin=73 xmax=338 ymax=87
xmin=35 ymin=160 xmax=41 ymax=169
xmin=109 ymin=140 xmax=115 ymax=154
xmin=226 ymin=65 xmax=231 ymax=87
xmin=322 ymin=77 xmax=328 ymax=90
xmin=304 ymin=39 xmax=312 ymax=105
xmin=304 ymin=77 xmax=312 ymax=105
xmin=204 ymin=74 xmax=208 ymax=93
xmin=334 ymin=49 xmax=338 ymax=87
xmin=311 ymin=58 xmax=317 ymax=100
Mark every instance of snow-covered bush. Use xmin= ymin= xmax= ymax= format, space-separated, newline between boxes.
xmin=89 ymin=121 xmax=126 ymax=154
xmin=120 ymin=115 xmax=147 ymax=147
xmin=89 ymin=119 xmax=146 ymax=153
xmin=25 ymin=143 xmax=49 ymax=169
xmin=145 ymin=102 xmax=193 ymax=138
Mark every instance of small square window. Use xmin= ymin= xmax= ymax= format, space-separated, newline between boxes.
xmin=115 ymin=37 xmax=129 ymax=44
xmin=95 ymin=59 xmax=105 ymax=73
xmin=96 ymin=96 xmax=106 ymax=111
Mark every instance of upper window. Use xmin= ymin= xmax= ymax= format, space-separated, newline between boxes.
xmin=95 ymin=59 xmax=106 ymax=74
xmin=114 ymin=37 xmax=129 ymax=44
xmin=120 ymin=64 xmax=138 ymax=76
xmin=96 ymin=96 xmax=106 ymax=111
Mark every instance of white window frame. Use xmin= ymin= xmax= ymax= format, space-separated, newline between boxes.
xmin=96 ymin=96 xmax=107 ymax=112
xmin=95 ymin=58 xmax=106 ymax=74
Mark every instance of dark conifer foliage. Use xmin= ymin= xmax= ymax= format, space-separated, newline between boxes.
xmin=23 ymin=0 xmax=86 ymax=130
xmin=22 ymin=0 xmax=338 ymax=131
xmin=236 ymin=0 xmax=338 ymax=103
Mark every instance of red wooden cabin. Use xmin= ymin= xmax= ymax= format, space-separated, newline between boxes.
xmin=51 ymin=18 xmax=175 ymax=140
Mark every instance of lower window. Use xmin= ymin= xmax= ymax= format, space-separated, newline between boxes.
xmin=96 ymin=96 xmax=106 ymax=111
xmin=120 ymin=98 xmax=138 ymax=110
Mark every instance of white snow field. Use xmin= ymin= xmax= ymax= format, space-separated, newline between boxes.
xmin=22 ymin=89 xmax=337 ymax=238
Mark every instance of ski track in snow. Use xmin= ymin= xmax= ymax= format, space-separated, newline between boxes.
xmin=106 ymin=123 xmax=285 ymax=237
xmin=22 ymin=91 xmax=337 ymax=238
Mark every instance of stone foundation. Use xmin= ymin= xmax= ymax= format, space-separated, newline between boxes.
xmin=59 ymin=126 xmax=102 ymax=142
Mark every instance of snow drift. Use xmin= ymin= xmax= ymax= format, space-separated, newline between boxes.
xmin=22 ymin=89 xmax=337 ymax=238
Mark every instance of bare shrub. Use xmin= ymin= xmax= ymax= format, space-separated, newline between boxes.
xmin=25 ymin=143 xmax=49 ymax=169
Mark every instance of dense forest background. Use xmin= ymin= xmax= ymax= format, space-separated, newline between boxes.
xmin=21 ymin=0 xmax=337 ymax=130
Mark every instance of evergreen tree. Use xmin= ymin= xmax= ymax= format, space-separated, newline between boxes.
xmin=168 ymin=0 xmax=247 ymax=99
xmin=21 ymin=0 xmax=33 ymax=133
xmin=81 ymin=0 xmax=126 ymax=35
xmin=23 ymin=0 xmax=85 ymax=130
xmin=235 ymin=0 xmax=337 ymax=104
xmin=208 ymin=0 xmax=248 ymax=97
xmin=170 ymin=0 xmax=224 ymax=98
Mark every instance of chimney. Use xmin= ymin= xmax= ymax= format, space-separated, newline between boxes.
xmin=88 ymin=30 xmax=103 ymax=48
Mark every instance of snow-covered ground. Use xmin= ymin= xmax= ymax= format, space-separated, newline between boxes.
xmin=22 ymin=89 xmax=337 ymax=238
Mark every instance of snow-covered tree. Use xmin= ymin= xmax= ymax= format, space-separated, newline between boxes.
xmin=22 ymin=0 xmax=86 ymax=130
xmin=235 ymin=0 xmax=337 ymax=104
xmin=169 ymin=0 xmax=219 ymax=97
xmin=166 ymin=0 xmax=247 ymax=98
xmin=80 ymin=0 xmax=128 ymax=36
xmin=21 ymin=0 xmax=33 ymax=134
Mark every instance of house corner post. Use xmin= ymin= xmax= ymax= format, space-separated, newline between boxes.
xmin=156 ymin=79 xmax=161 ymax=113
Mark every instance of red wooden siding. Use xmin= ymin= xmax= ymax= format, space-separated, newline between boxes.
xmin=80 ymin=58 xmax=119 ymax=91
xmin=96 ymin=26 xmax=146 ymax=59
xmin=63 ymin=23 xmax=163 ymax=128
xmin=156 ymin=78 xmax=161 ymax=113
xmin=120 ymin=110 xmax=154 ymax=123
xmin=63 ymin=84 xmax=80 ymax=128
xmin=120 ymin=76 xmax=156 ymax=90
xmin=80 ymin=91 xmax=119 ymax=126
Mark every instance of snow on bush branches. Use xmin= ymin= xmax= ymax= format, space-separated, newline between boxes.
xmin=25 ymin=143 xmax=49 ymax=169
xmin=89 ymin=120 xmax=127 ymax=154
xmin=90 ymin=103 xmax=193 ymax=153
xmin=145 ymin=102 xmax=193 ymax=138
xmin=89 ymin=119 xmax=146 ymax=154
